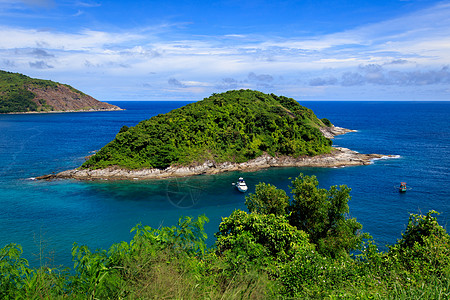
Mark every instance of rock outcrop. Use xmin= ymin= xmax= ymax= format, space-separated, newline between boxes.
xmin=26 ymin=84 xmax=122 ymax=112
xmin=319 ymin=126 xmax=356 ymax=139
xmin=37 ymin=147 xmax=395 ymax=181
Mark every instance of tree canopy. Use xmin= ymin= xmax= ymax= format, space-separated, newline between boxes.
xmin=245 ymin=182 xmax=290 ymax=216
xmin=82 ymin=90 xmax=333 ymax=170
xmin=245 ymin=173 xmax=368 ymax=258
xmin=0 ymin=70 xmax=89 ymax=113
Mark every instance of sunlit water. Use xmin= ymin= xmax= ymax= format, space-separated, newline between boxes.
xmin=0 ymin=101 xmax=448 ymax=267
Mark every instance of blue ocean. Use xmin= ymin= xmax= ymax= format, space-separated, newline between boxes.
xmin=0 ymin=101 xmax=449 ymax=267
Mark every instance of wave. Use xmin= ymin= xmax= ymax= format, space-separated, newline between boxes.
xmin=372 ymin=155 xmax=401 ymax=161
xmin=369 ymin=155 xmax=401 ymax=164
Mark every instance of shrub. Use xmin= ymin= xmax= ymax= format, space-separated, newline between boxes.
xmin=289 ymin=173 xmax=368 ymax=257
xmin=245 ymin=182 xmax=290 ymax=216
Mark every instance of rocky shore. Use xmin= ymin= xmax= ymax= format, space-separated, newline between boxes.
xmin=5 ymin=107 xmax=123 ymax=115
xmin=37 ymin=147 xmax=395 ymax=181
xmin=36 ymin=126 xmax=395 ymax=181
xmin=319 ymin=126 xmax=356 ymax=138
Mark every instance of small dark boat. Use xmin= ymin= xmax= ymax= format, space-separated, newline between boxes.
xmin=399 ymin=182 xmax=407 ymax=193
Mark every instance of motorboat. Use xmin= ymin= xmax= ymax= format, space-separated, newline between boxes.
xmin=234 ymin=177 xmax=248 ymax=193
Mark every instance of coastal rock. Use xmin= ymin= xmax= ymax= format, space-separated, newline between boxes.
xmin=320 ymin=126 xmax=356 ymax=139
xmin=44 ymin=147 xmax=395 ymax=181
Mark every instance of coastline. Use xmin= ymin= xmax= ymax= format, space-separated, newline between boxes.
xmin=2 ymin=107 xmax=124 ymax=115
xmin=36 ymin=126 xmax=396 ymax=181
xmin=38 ymin=147 xmax=394 ymax=181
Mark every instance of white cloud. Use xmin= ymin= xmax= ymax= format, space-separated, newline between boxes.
xmin=0 ymin=27 xmax=142 ymax=51
xmin=1 ymin=2 xmax=449 ymax=100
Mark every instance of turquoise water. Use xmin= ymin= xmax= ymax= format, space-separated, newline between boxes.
xmin=0 ymin=101 xmax=449 ymax=267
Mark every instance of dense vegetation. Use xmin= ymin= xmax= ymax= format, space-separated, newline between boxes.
xmin=1 ymin=174 xmax=449 ymax=299
xmin=0 ymin=70 xmax=84 ymax=113
xmin=82 ymin=90 xmax=333 ymax=170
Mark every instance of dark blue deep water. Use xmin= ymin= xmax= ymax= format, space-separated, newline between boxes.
xmin=0 ymin=101 xmax=449 ymax=267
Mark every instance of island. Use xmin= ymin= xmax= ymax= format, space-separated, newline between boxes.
xmin=39 ymin=90 xmax=392 ymax=180
xmin=0 ymin=70 xmax=122 ymax=113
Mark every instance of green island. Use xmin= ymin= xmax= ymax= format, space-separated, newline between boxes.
xmin=1 ymin=174 xmax=449 ymax=299
xmin=0 ymin=70 xmax=120 ymax=113
xmin=82 ymin=90 xmax=333 ymax=170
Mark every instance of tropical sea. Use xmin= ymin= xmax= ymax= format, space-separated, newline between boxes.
xmin=0 ymin=101 xmax=449 ymax=268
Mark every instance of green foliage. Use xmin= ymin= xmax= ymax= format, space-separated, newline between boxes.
xmin=82 ymin=90 xmax=333 ymax=170
xmin=71 ymin=243 xmax=125 ymax=299
xmin=0 ymin=70 xmax=84 ymax=113
xmin=0 ymin=210 xmax=449 ymax=299
xmin=245 ymin=182 xmax=290 ymax=216
xmin=215 ymin=210 xmax=313 ymax=267
xmin=118 ymin=125 xmax=129 ymax=134
xmin=387 ymin=211 xmax=450 ymax=281
xmin=277 ymin=249 xmax=365 ymax=297
xmin=130 ymin=214 xmax=209 ymax=255
xmin=0 ymin=70 xmax=40 ymax=113
xmin=0 ymin=89 xmax=37 ymax=113
xmin=288 ymin=173 xmax=368 ymax=257
xmin=0 ymin=243 xmax=29 ymax=297
xmin=37 ymin=98 xmax=54 ymax=111
xmin=0 ymin=243 xmax=68 ymax=299
xmin=243 ymin=173 xmax=368 ymax=258
xmin=396 ymin=210 xmax=448 ymax=249
xmin=321 ymin=118 xmax=333 ymax=127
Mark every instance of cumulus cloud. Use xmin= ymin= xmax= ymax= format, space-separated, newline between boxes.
xmin=30 ymin=48 xmax=54 ymax=58
xmin=216 ymin=77 xmax=238 ymax=90
xmin=309 ymin=76 xmax=338 ymax=86
xmin=2 ymin=59 xmax=16 ymax=67
xmin=168 ymin=78 xmax=186 ymax=88
xmin=386 ymin=59 xmax=409 ymax=65
xmin=358 ymin=64 xmax=387 ymax=85
xmin=84 ymin=60 xmax=97 ymax=68
xmin=341 ymin=72 xmax=365 ymax=86
xmin=29 ymin=60 xmax=53 ymax=69
xmin=248 ymin=72 xmax=273 ymax=82
xmin=337 ymin=65 xmax=450 ymax=87
xmin=388 ymin=67 xmax=450 ymax=85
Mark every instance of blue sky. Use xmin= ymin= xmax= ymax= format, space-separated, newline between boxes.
xmin=1 ymin=0 xmax=449 ymax=101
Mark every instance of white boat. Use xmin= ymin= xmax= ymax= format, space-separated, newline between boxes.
xmin=235 ymin=177 xmax=248 ymax=193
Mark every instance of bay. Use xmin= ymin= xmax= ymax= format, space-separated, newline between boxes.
xmin=0 ymin=100 xmax=448 ymax=267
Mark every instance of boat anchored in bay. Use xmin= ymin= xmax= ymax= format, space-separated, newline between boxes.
xmin=398 ymin=182 xmax=410 ymax=193
xmin=233 ymin=177 xmax=248 ymax=193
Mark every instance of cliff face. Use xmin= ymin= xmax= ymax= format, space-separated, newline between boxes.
xmin=0 ymin=70 xmax=121 ymax=113
xmin=26 ymin=84 xmax=121 ymax=112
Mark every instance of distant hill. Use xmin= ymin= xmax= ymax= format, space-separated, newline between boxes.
xmin=82 ymin=90 xmax=333 ymax=170
xmin=0 ymin=70 xmax=121 ymax=113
